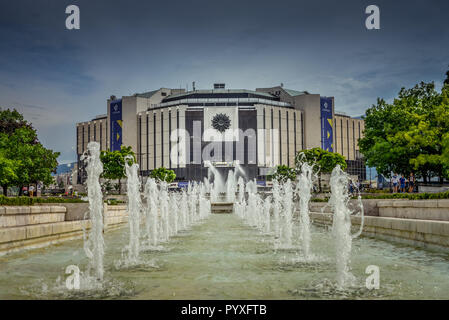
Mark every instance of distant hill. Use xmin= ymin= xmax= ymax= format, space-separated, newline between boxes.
xmin=53 ymin=162 xmax=76 ymax=175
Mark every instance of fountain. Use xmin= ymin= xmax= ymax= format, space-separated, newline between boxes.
xmin=327 ymin=164 xmax=365 ymax=288
xmin=169 ymin=192 xmax=178 ymax=236
xmin=271 ymin=180 xmax=282 ymax=240
xmin=11 ymin=138 xmax=449 ymax=301
xmin=226 ymin=170 xmax=236 ymax=202
xmin=279 ymin=179 xmax=294 ymax=248
xmin=124 ymin=155 xmax=142 ymax=264
xmin=296 ymin=162 xmax=314 ymax=259
xmin=143 ymin=177 xmax=159 ymax=247
xmin=159 ymin=181 xmax=169 ymax=242
xmin=237 ymin=177 xmax=245 ymax=204
xmin=83 ymin=141 xmax=105 ymax=281
xmin=180 ymin=188 xmax=188 ymax=229
xmin=205 ymin=161 xmax=225 ymax=202
xmin=263 ymin=196 xmax=272 ymax=234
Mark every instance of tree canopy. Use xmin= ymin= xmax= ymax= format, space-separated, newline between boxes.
xmin=271 ymin=165 xmax=296 ymax=182
xmin=0 ymin=108 xmax=60 ymax=195
xmin=100 ymin=146 xmax=136 ymax=194
xmin=149 ymin=167 xmax=176 ymax=183
xmin=295 ymin=147 xmax=347 ymax=191
xmin=359 ymin=82 xmax=449 ymax=182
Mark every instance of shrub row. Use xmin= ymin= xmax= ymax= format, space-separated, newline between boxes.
xmin=0 ymin=196 xmax=87 ymax=206
xmin=359 ymin=191 xmax=449 ymax=200
xmin=311 ymin=191 xmax=449 ymax=202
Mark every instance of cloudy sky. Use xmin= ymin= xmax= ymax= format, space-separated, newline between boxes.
xmin=0 ymin=0 xmax=448 ymax=163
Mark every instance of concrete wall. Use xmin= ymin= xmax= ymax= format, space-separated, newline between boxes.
xmin=309 ymin=199 xmax=380 ymax=216
xmin=310 ymin=198 xmax=449 ymax=221
xmin=311 ymin=212 xmax=449 ymax=250
xmin=0 ymin=204 xmax=128 ymax=255
xmin=294 ymin=94 xmax=322 ymax=150
xmin=310 ymin=199 xmax=449 ymax=249
xmin=377 ymin=199 xmax=449 ymax=221
xmin=334 ymin=114 xmax=364 ymax=160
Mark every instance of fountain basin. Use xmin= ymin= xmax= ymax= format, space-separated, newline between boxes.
xmin=1 ymin=214 xmax=449 ymax=299
xmin=310 ymin=212 xmax=449 ymax=250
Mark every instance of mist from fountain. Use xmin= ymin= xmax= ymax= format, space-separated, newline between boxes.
xmin=237 ymin=177 xmax=245 ymax=203
xmin=296 ymin=162 xmax=314 ymax=259
xmin=246 ymin=180 xmax=258 ymax=227
xmin=205 ymin=161 xmax=225 ymax=202
xmin=234 ymin=161 xmax=246 ymax=179
xmin=263 ymin=196 xmax=272 ymax=234
xmin=169 ymin=192 xmax=179 ymax=236
xmin=83 ymin=142 xmax=105 ymax=281
xmin=199 ymin=183 xmax=211 ymax=219
xmin=124 ymin=156 xmax=142 ymax=264
xmin=226 ymin=170 xmax=236 ymax=202
xmin=327 ymin=164 xmax=365 ymax=288
xmin=279 ymin=179 xmax=293 ymax=248
xmin=143 ymin=177 xmax=159 ymax=247
xmin=159 ymin=181 xmax=170 ymax=242
xmin=271 ymin=180 xmax=282 ymax=240
xmin=180 ymin=189 xmax=188 ymax=229
xmin=188 ymin=183 xmax=197 ymax=224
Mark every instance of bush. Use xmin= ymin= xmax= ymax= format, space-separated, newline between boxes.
xmin=150 ymin=167 xmax=176 ymax=183
xmin=105 ymin=199 xmax=125 ymax=205
xmin=0 ymin=196 xmax=87 ymax=206
xmin=311 ymin=191 xmax=449 ymax=202
xmin=364 ymin=188 xmax=391 ymax=194
xmin=358 ymin=191 xmax=449 ymax=200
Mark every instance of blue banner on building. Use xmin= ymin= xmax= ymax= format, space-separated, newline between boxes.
xmin=178 ymin=181 xmax=190 ymax=188
xmin=110 ymin=99 xmax=122 ymax=151
xmin=320 ymin=97 xmax=333 ymax=152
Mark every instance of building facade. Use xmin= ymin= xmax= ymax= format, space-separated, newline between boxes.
xmin=76 ymin=84 xmax=365 ymax=183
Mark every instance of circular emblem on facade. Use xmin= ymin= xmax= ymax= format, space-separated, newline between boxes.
xmin=211 ymin=113 xmax=231 ymax=133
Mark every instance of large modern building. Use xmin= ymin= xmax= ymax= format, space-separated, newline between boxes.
xmin=76 ymin=84 xmax=365 ymax=184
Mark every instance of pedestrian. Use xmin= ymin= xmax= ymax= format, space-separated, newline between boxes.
xmin=29 ymin=185 xmax=35 ymax=197
xmin=391 ymin=173 xmax=399 ymax=193
xmin=408 ymin=173 xmax=415 ymax=193
xmin=399 ymin=175 xmax=406 ymax=193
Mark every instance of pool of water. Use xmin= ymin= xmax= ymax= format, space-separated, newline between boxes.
xmin=0 ymin=214 xmax=448 ymax=299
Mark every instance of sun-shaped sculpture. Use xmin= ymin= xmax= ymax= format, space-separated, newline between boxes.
xmin=211 ymin=113 xmax=231 ymax=133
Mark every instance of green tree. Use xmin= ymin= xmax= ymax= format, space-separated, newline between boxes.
xmin=150 ymin=167 xmax=176 ymax=183
xmin=0 ymin=109 xmax=59 ymax=195
xmin=295 ymin=147 xmax=347 ymax=192
xmin=271 ymin=165 xmax=296 ymax=183
xmin=0 ymin=151 xmax=18 ymax=196
xmin=444 ymin=65 xmax=449 ymax=86
xmin=359 ymin=82 xmax=449 ymax=182
xmin=100 ymin=146 xmax=136 ymax=194
xmin=0 ymin=108 xmax=36 ymax=138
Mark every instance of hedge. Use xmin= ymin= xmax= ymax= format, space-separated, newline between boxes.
xmin=358 ymin=191 xmax=449 ymax=200
xmin=0 ymin=196 xmax=87 ymax=206
xmin=311 ymin=191 xmax=449 ymax=202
